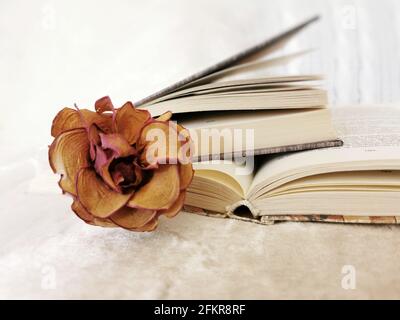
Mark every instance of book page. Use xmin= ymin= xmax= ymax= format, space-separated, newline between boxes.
xmin=333 ymin=106 xmax=400 ymax=147
xmin=180 ymin=108 xmax=337 ymax=161
xmin=143 ymin=88 xmax=327 ymax=116
xmin=249 ymin=106 xmax=400 ymax=198
xmin=171 ymin=50 xmax=312 ymax=87
xmin=144 ymin=75 xmax=322 ymax=105
xmin=135 ymin=16 xmax=319 ymax=106
xmin=194 ymin=160 xmax=254 ymax=197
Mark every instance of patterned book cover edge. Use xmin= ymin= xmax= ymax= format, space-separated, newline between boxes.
xmin=183 ymin=205 xmax=400 ymax=225
xmin=193 ymin=139 xmax=344 ymax=162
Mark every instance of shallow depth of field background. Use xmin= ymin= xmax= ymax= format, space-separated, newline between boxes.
xmin=2 ymin=0 xmax=400 ymax=157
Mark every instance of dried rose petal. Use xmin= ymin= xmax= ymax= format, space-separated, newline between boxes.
xmin=179 ymin=164 xmax=194 ymax=190
xmin=159 ymin=192 xmax=186 ymax=218
xmin=99 ymin=133 xmax=136 ymax=158
xmin=115 ymin=102 xmax=151 ymax=144
xmin=49 ymin=128 xmax=90 ymax=195
xmin=88 ymin=124 xmax=101 ymax=160
xmin=132 ymin=218 xmax=158 ymax=232
xmin=127 ymin=165 xmax=180 ymax=210
xmin=137 ymin=121 xmax=182 ymax=166
xmin=111 ymin=161 xmax=143 ymax=188
xmin=76 ymin=168 xmax=132 ymax=218
xmin=95 ymin=96 xmax=115 ymax=114
xmin=88 ymin=218 xmax=117 ymax=228
xmin=72 ymin=198 xmax=117 ymax=227
xmin=71 ymin=199 xmax=94 ymax=222
xmin=51 ymin=108 xmax=112 ymax=137
xmin=110 ymin=207 xmax=156 ymax=230
xmin=94 ymin=146 xmax=118 ymax=191
xmin=156 ymin=111 xmax=173 ymax=122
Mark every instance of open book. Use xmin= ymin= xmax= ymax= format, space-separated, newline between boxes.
xmin=137 ymin=16 xmax=342 ymax=160
xmin=184 ymin=106 xmax=400 ymax=225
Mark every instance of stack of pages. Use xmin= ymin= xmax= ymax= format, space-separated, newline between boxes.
xmin=138 ymin=17 xmax=341 ymax=161
xmin=138 ymin=17 xmax=400 ymax=224
xmin=185 ymin=106 xmax=400 ymax=224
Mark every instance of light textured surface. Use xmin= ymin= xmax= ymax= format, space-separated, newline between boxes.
xmin=1 ymin=0 xmax=400 ymax=299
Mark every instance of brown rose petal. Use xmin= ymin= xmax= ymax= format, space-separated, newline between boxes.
xmin=88 ymin=219 xmax=117 ymax=228
xmin=99 ymin=133 xmax=136 ymax=158
xmin=115 ymin=102 xmax=151 ymax=144
xmin=71 ymin=199 xmax=94 ymax=222
xmin=49 ymin=128 xmax=90 ymax=195
xmin=127 ymin=165 xmax=180 ymax=210
xmin=179 ymin=164 xmax=194 ymax=190
xmin=94 ymin=146 xmax=119 ymax=191
xmin=51 ymin=108 xmax=78 ymax=137
xmin=111 ymin=170 xmax=124 ymax=186
xmin=110 ymin=206 xmax=156 ymax=229
xmin=51 ymin=108 xmax=112 ymax=137
xmin=159 ymin=192 xmax=186 ymax=218
xmin=95 ymin=96 xmax=115 ymax=114
xmin=131 ymin=218 xmax=159 ymax=232
xmin=177 ymin=123 xmax=191 ymax=140
xmin=138 ymin=121 xmax=181 ymax=166
xmin=112 ymin=161 xmax=143 ymax=188
xmin=88 ymin=124 xmax=101 ymax=161
xmin=76 ymin=168 xmax=132 ymax=218
xmin=72 ymin=199 xmax=117 ymax=227
xmin=156 ymin=111 xmax=173 ymax=122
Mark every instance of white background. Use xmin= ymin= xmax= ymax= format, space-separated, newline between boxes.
xmin=1 ymin=0 xmax=400 ymax=299
xmin=2 ymin=0 xmax=400 ymax=156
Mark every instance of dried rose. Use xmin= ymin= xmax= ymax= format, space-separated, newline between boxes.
xmin=49 ymin=96 xmax=194 ymax=232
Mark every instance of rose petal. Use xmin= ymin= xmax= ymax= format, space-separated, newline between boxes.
xmin=127 ymin=165 xmax=179 ymax=210
xmin=88 ymin=124 xmax=101 ymax=160
xmin=80 ymin=109 xmax=113 ymax=133
xmin=89 ymin=218 xmax=117 ymax=228
xmin=177 ymin=123 xmax=191 ymax=141
xmin=73 ymin=198 xmax=149 ymax=230
xmin=51 ymin=108 xmax=78 ymax=137
xmin=132 ymin=218 xmax=158 ymax=232
xmin=111 ymin=170 xmax=124 ymax=185
xmin=49 ymin=128 xmax=90 ymax=195
xmin=112 ymin=161 xmax=143 ymax=188
xmin=51 ymin=107 xmax=113 ymax=137
xmin=76 ymin=168 xmax=132 ymax=218
xmin=116 ymin=102 xmax=151 ymax=144
xmin=99 ymin=133 xmax=136 ymax=158
xmin=179 ymin=164 xmax=194 ymax=190
xmin=71 ymin=199 xmax=94 ymax=222
xmin=95 ymin=96 xmax=114 ymax=114
xmin=110 ymin=206 xmax=156 ymax=229
xmin=159 ymin=192 xmax=186 ymax=218
xmin=156 ymin=111 xmax=172 ymax=122
xmin=94 ymin=146 xmax=118 ymax=191
xmin=138 ymin=121 xmax=181 ymax=166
